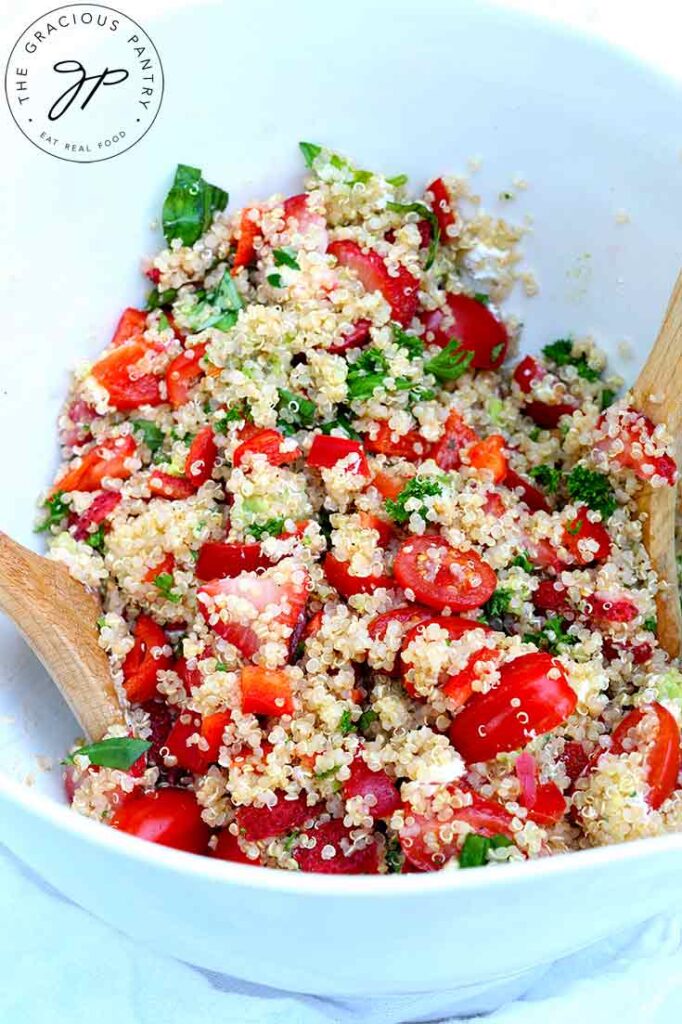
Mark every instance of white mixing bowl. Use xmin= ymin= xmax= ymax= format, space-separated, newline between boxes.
xmin=1 ymin=0 xmax=681 ymax=1000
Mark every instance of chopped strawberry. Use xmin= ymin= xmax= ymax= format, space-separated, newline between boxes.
xmin=165 ymin=709 xmax=232 ymax=773
xmin=307 ymin=435 xmax=370 ymax=476
xmin=372 ymin=470 xmax=412 ymax=501
xmin=212 ymin=829 xmax=259 ymax=865
xmin=143 ymin=551 xmax=175 ymax=583
xmin=72 ymin=491 xmax=121 ymax=541
xmin=534 ymin=580 xmax=571 ymax=615
xmin=294 ymin=818 xmax=380 ymax=874
xmin=185 ymin=426 xmax=217 ymax=486
xmin=513 ymin=355 xmax=578 ymax=427
xmin=595 ymin=408 xmax=677 ymax=485
xmin=562 ymin=507 xmax=612 ymax=565
xmin=327 ymin=239 xmax=418 ymax=326
xmin=426 ymin=177 xmax=457 ymax=239
xmin=195 ymin=541 xmax=272 ymax=581
xmin=504 ymin=467 xmax=551 ymax=513
xmin=283 ymin=193 xmax=328 ymax=251
xmin=587 ymin=593 xmax=638 ymax=624
xmin=323 ymin=554 xmax=393 ymax=598
xmin=174 ymin=656 xmax=203 ymax=695
xmin=329 ymin=319 xmax=372 ymax=354
xmin=342 ymin=756 xmax=400 ymax=818
xmin=236 ymin=791 xmax=318 ymax=841
xmin=240 ymin=665 xmax=294 ymax=716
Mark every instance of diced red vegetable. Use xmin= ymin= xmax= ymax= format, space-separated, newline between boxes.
xmin=357 ymin=511 xmax=394 ymax=547
xmin=323 ymin=553 xmax=393 ymax=598
xmin=240 ymin=665 xmax=294 ymax=717
xmin=467 ymin=434 xmax=507 ymax=482
xmin=372 ymin=470 xmax=412 ymax=501
xmin=72 ymin=491 xmax=121 ymax=540
xmin=393 ymin=536 xmax=497 ymax=612
xmin=426 ymin=177 xmax=457 ymax=239
xmin=431 ymin=408 xmax=478 ymax=471
xmin=422 ymin=294 xmax=508 ymax=370
xmin=233 ymin=208 xmax=261 ymax=269
xmin=328 ymin=319 xmax=371 ymax=354
xmin=111 ymin=788 xmax=210 ymax=854
xmin=212 ymin=829 xmax=259 ymax=865
xmin=327 ymin=239 xmax=418 ymax=326
xmin=236 ymin=791 xmax=318 ymax=841
xmin=122 ymin=614 xmax=172 ymax=703
xmin=562 ymin=507 xmax=612 ymax=565
xmin=174 ymin=656 xmax=203 ymax=696
xmin=293 ymin=818 xmax=380 ymax=874
xmin=400 ymin=787 xmax=514 ymax=871
xmin=166 ymin=344 xmax=207 ymax=408
xmin=233 ymin=428 xmax=299 ymax=468
xmin=587 ymin=593 xmax=638 ymax=624
xmin=165 ymin=709 xmax=232 ymax=773
xmin=611 ymin=702 xmax=681 ymax=810
xmin=534 ymin=580 xmax=571 ymax=615
xmin=504 ymin=467 xmax=551 ymax=513
xmin=307 ymin=435 xmax=370 ymax=476
xmin=513 ymin=355 xmax=577 ymax=427
xmin=143 ymin=551 xmax=175 ymax=583
xmin=111 ymin=307 xmax=147 ymax=347
xmin=185 ymin=426 xmax=217 ymax=486
xmin=342 ymin=756 xmax=400 ymax=818
xmin=91 ymin=340 xmax=162 ymax=411
xmin=195 ymin=541 xmax=271 ymax=581
xmin=148 ymin=471 xmax=197 ymax=500
xmin=54 ymin=435 xmax=137 ymax=494
xmin=595 ymin=408 xmax=677 ymax=485
xmin=364 ymin=421 xmax=431 ymax=461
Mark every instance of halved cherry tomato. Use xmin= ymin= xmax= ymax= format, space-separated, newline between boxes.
xmin=342 ymin=756 xmax=400 ymax=818
xmin=307 ymin=435 xmax=370 ymax=476
xmin=91 ymin=340 xmax=161 ymax=410
xmin=185 ymin=426 xmax=217 ymax=486
xmin=367 ymin=604 xmax=432 ymax=676
xmin=400 ymin=787 xmax=514 ymax=871
xmin=236 ymin=791 xmax=318 ymax=841
xmin=323 ymin=553 xmax=393 ymax=598
xmin=111 ymin=788 xmax=210 ymax=854
xmin=513 ymin=354 xmax=544 ymax=394
xmin=166 ymin=344 xmax=207 ymax=408
xmin=595 ymin=408 xmax=677 ymax=485
xmin=467 ymin=434 xmax=507 ymax=482
xmin=111 ymin=307 xmax=147 ymax=347
xmin=357 ymin=511 xmax=393 ymax=546
xmin=233 ymin=428 xmax=299 ymax=468
xmin=393 ymin=536 xmax=497 ymax=612
xmin=449 ymin=651 xmax=577 ymax=762
xmin=233 ymin=207 xmax=262 ymax=269
xmin=372 ymin=470 xmax=412 ymax=501
xmin=240 ymin=665 xmax=294 ymax=717
xmin=364 ymin=421 xmax=431 ymax=461
xmin=72 ymin=490 xmax=121 ymax=540
xmin=426 ymin=177 xmax=457 ymax=239
xmin=148 ymin=470 xmax=197 ymax=500
xmin=195 ymin=541 xmax=271 ymax=581
xmin=562 ymin=507 xmax=611 ymax=565
xmin=424 ymin=294 xmax=508 ymax=370
xmin=431 ymin=408 xmax=478 ymax=471
xmin=327 ymin=239 xmax=418 ymax=326
xmin=293 ymin=818 xmax=380 ymax=874
xmin=53 ymin=435 xmax=137 ymax=494
xmin=328 ymin=319 xmax=371 ymax=354
xmin=513 ymin=355 xmax=577 ymax=428
xmin=212 ymin=829 xmax=259 ymax=864
xmin=441 ymin=647 xmax=500 ymax=709
xmin=143 ymin=551 xmax=175 ymax=583
xmin=400 ymin=615 xmax=494 ymax=700
xmin=122 ymin=614 xmax=172 ymax=703
xmin=165 ymin=709 xmax=232 ymax=773
xmin=611 ymin=702 xmax=681 ymax=810
xmin=504 ymin=467 xmax=551 ymax=513
xmin=514 ymin=752 xmax=566 ymax=825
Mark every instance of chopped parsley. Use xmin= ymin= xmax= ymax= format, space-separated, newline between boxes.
xmin=424 ymin=339 xmax=474 ymax=382
xmin=346 ymin=348 xmax=390 ymax=400
xmin=529 ymin=427 xmax=541 ymax=442
xmin=338 ymin=709 xmax=355 ymax=736
xmin=215 ymin=403 xmax=250 ymax=433
xmin=542 ymin=338 xmax=600 ymax=382
xmin=299 ymin=141 xmax=322 ymax=167
xmin=36 ymin=490 xmax=69 ymax=532
xmin=146 ymin=286 xmax=178 ymax=311
xmin=384 ymin=476 xmax=443 ymax=524
xmin=357 ymin=708 xmax=378 ymax=733
xmin=600 ymin=388 xmax=617 ymax=410
xmin=528 ymin=464 xmax=561 ymax=494
xmin=392 ymin=322 xmax=424 ymax=359
xmin=132 ymin=419 xmax=164 ymax=453
xmin=566 ymin=465 xmax=616 ymax=519
xmin=386 ymin=173 xmax=408 ymax=188
xmin=387 ymin=199 xmax=440 ymax=269
xmin=277 ymin=388 xmax=316 ymax=432
xmin=282 ymin=830 xmax=300 ymax=854
xmin=64 ymin=736 xmax=150 ymax=770
xmin=315 ymin=765 xmax=340 ymax=780
xmin=84 ymin=524 xmax=106 ymax=554
xmin=162 ymin=163 xmax=228 ymax=247
xmin=96 ymin=616 xmax=107 ymax=630
xmin=385 ymin=836 xmax=405 ymax=873
xmin=512 ymin=551 xmax=535 ymax=573
xmin=524 ymin=616 xmax=577 ymax=654
xmin=154 ymin=572 xmax=182 ymax=604
xmin=473 ymin=292 xmax=490 ymax=305
xmin=184 ymin=270 xmax=243 ymax=333
xmin=460 ymin=832 xmax=512 ymax=869
xmin=267 ymin=272 xmax=284 ymax=288
xmin=273 ymin=247 xmax=300 ymax=270
xmin=643 ymin=617 xmax=657 ymax=633
xmin=248 ymin=517 xmax=286 ymax=541
xmin=480 ymin=588 xmax=513 ymax=622
xmin=319 ymin=412 xmax=360 ymax=440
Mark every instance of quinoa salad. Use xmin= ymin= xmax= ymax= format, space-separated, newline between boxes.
xmin=41 ymin=144 xmax=682 ymax=874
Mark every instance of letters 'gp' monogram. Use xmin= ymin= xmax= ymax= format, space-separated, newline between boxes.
xmin=48 ymin=60 xmax=129 ymax=121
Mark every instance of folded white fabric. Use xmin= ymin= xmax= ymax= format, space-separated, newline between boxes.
xmin=2 ymin=844 xmax=681 ymax=1024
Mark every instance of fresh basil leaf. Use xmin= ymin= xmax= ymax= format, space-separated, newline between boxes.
xmin=273 ymin=248 xmax=300 ymax=270
xmin=65 ymin=736 xmax=151 ymax=770
xmin=386 ymin=173 xmax=408 ymax=188
xmin=267 ymin=273 xmax=284 ymax=288
xmin=387 ymin=200 xmax=440 ymax=269
xmin=185 ymin=270 xmax=243 ymax=333
xmin=299 ymin=141 xmax=322 ymax=167
xmin=162 ymin=164 xmax=228 ymax=247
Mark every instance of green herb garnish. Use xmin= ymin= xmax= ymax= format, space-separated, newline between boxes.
xmin=273 ymin=247 xmax=300 ymax=271
xmin=146 ymin=286 xmax=178 ymax=311
xmin=542 ymin=338 xmax=600 ymax=382
xmin=524 ymin=616 xmax=577 ymax=654
xmin=267 ymin=273 xmax=284 ymax=288
xmin=357 ymin=708 xmax=379 ymax=733
xmin=512 ymin=551 xmax=535 ymax=573
xmin=600 ymin=388 xmax=617 ymax=410
xmin=277 ymin=388 xmax=316 ymax=432
xmin=84 ymin=524 xmax=106 ymax=554
xmin=566 ymin=465 xmax=616 ymax=519
xmin=346 ymin=347 xmax=391 ymax=400
xmin=529 ymin=464 xmax=561 ymax=494
xmin=387 ymin=200 xmax=440 ymax=269
xmin=319 ymin=413 xmax=361 ymax=440
xmin=162 ymin=164 xmax=228 ymax=247
xmin=338 ymin=709 xmax=355 ymax=736
xmin=460 ymin=832 xmax=512 ymax=868
xmin=248 ymin=517 xmax=286 ymax=541
xmin=132 ymin=419 xmax=164 ymax=453
xmin=185 ymin=270 xmax=243 ymax=333
xmin=385 ymin=836 xmax=404 ymax=873
xmin=385 ymin=475 xmax=443 ymax=524
xmin=65 ymin=737 xmax=151 ymax=770
xmin=424 ymin=339 xmax=474 ymax=382
xmin=282 ymin=830 xmax=300 ymax=853
xmin=386 ymin=173 xmax=408 ymax=188
xmin=299 ymin=141 xmax=322 ymax=167
xmin=480 ymin=588 xmax=513 ymax=622
xmin=643 ymin=617 xmax=657 ymax=633
xmin=154 ymin=572 xmax=182 ymax=604
xmin=36 ymin=490 xmax=69 ymax=532
xmin=473 ymin=292 xmax=490 ymax=306
xmin=392 ymin=322 xmax=424 ymax=359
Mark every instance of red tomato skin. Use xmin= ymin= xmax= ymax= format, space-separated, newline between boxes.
xmin=112 ymin=789 xmax=210 ymax=854
xmin=400 ymin=615 xmax=494 ymax=700
xmin=611 ymin=703 xmax=681 ymax=810
xmin=513 ymin=354 xmax=543 ymax=394
xmin=562 ymin=508 xmax=612 ymax=565
xmin=364 ymin=421 xmax=431 ymax=461
xmin=393 ymin=536 xmax=497 ymax=612
xmin=195 ymin=541 xmax=271 ymax=581
xmin=534 ymin=580 xmax=570 ymax=615
xmin=324 ymin=553 xmax=393 ymax=598
xmin=596 ymin=408 xmax=678 ymax=485
xmin=527 ymin=782 xmax=566 ymax=826
xmin=294 ymin=819 xmax=380 ymax=874
xmin=400 ymin=788 xmax=514 ymax=871
xmin=164 ymin=710 xmax=231 ymax=774
xmin=236 ymin=792 xmax=318 ymax=841
xmin=504 ymin=468 xmax=551 ymax=513
xmin=327 ymin=239 xmax=418 ymax=326
xmin=513 ymin=356 xmax=577 ymax=426
xmin=431 ymin=409 xmax=478 ymax=471
xmin=367 ymin=605 xmax=432 ymax=675
xmin=446 ymin=294 xmax=509 ymax=370
xmin=54 ymin=435 xmax=137 ymax=494
xmin=449 ymin=652 xmax=577 ymax=762
xmin=372 ymin=470 xmax=411 ymax=501
xmin=357 ymin=511 xmax=394 ymax=547
xmin=174 ymin=656 xmax=203 ymax=695
xmin=426 ymin=177 xmax=457 ymax=238
xmin=166 ymin=344 xmax=207 ymax=408
xmin=342 ymin=757 xmax=401 ymax=818
xmin=233 ymin=208 xmax=261 ymax=269
xmin=111 ymin=307 xmax=147 ymax=347
xmin=212 ymin=829 xmax=259 ymax=865
xmin=328 ymin=319 xmax=371 ymax=354
xmin=72 ymin=491 xmax=121 ymax=540
xmin=307 ymin=435 xmax=370 ymax=476
xmin=185 ymin=426 xmax=217 ymax=486
xmin=122 ymin=615 xmax=172 ymax=703
xmin=143 ymin=551 xmax=175 ymax=584
xmin=233 ymin=429 xmax=299 ymax=468
xmin=240 ymin=665 xmax=294 ymax=717
xmin=467 ymin=434 xmax=507 ymax=482
xmin=91 ymin=340 xmax=162 ymax=411
xmin=148 ymin=471 xmax=197 ymax=500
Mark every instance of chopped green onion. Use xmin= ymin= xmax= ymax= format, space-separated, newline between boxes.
xmin=424 ymin=339 xmax=474 ymax=382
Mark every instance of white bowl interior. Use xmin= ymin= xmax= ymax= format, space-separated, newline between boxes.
xmin=1 ymin=0 xmax=682 ymax=799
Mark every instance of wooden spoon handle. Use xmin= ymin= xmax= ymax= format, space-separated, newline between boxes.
xmin=633 ymin=271 xmax=682 ymax=659
xmin=0 ymin=532 xmax=124 ymax=740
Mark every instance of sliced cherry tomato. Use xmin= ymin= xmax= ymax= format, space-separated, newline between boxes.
xmin=293 ymin=818 xmax=380 ymax=874
xmin=357 ymin=511 xmax=393 ymax=546
xmin=111 ymin=307 xmax=147 ymax=347
xmin=342 ymin=756 xmax=400 ymax=818
xmin=71 ymin=490 xmax=121 ymax=541
xmin=372 ymin=470 xmax=412 ymax=501
xmin=185 ymin=426 xmax=217 ymax=486
xmin=54 ymin=435 xmax=137 ymax=494
xmin=212 ymin=829 xmax=259 ymax=864
xmin=307 ymin=435 xmax=370 ymax=476
xmin=148 ymin=470 xmax=197 ymax=500
xmin=449 ymin=651 xmax=577 ymax=762
xmin=562 ymin=508 xmax=611 ymax=565
xmin=431 ymin=408 xmax=478 ymax=471
xmin=611 ymin=703 xmax=681 ymax=810
xmin=240 ymin=665 xmax=294 ymax=717
xmin=364 ymin=421 xmax=431 ymax=461
xmin=504 ymin=467 xmax=551 ymax=513
xmin=367 ymin=604 xmax=432 ymax=675
xmin=467 ymin=434 xmax=507 ymax=482
xmin=328 ymin=319 xmax=371 ymax=354
xmin=514 ymin=751 xmax=565 ymax=825
xmin=165 ymin=709 xmax=232 ymax=773
xmin=233 ymin=428 xmax=299 ymax=468
xmin=323 ymin=553 xmax=393 ymax=598
xmin=426 ymin=177 xmax=457 ymax=239
xmin=166 ymin=344 xmax=207 ymax=408
xmin=393 ymin=536 xmax=496 ymax=612
xmin=513 ymin=354 xmax=544 ymax=394
xmin=122 ymin=614 xmax=172 ymax=703
xmin=327 ymin=239 xmax=418 ymax=326
xmin=233 ymin=207 xmax=262 ymax=269
xmin=427 ymin=294 xmax=508 ymax=370
xmin=441 ymin=647 xmax=501 ymax=709
xmin=513 ymin=355 xmax=578 ymax=427
xmin=143 ymin=551 xmax=175 ymax=583
xmin=595 ymin=408 xmax=677 ymax=485
xmin=111 ymin=788 xmax=210 ymax=854
xmin=195 ymin=541 xmax=271 ymax=581
xmin=588 ymin=593 xmax=638 ymax=624
xmin=400 ymin=615 xmax=494 ymax=700
xmin=400 ymin=787 xmax=514 ymax=871
xmin=236 ymin=792 xmax=318 ymax=841
xmin=91 ymin=340 xmax=161 ymax=411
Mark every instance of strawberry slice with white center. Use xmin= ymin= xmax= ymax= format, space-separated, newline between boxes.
xmin=197 ymin=559 xmax=309 ymax=661
xmin=327 ymin=239 xmax=418 ymax=326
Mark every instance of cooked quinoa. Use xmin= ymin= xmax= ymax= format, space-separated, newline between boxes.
xmin=45 ymin=145 xmax=682 ymax=874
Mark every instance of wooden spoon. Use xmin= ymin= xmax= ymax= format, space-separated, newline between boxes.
xmin=0 ymin=531 xmax=124 ymax=741
xmin=632 ymin=271 xmax=682 ymax=659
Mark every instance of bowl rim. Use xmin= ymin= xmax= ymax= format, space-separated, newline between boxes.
xmin=4 ymin=0 xmax=682 ymax=899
